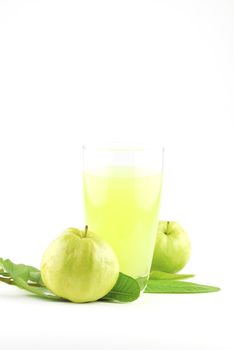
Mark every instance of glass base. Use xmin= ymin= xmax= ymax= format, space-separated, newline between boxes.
xmin=136 ymin=276 xmax=149 ymax=291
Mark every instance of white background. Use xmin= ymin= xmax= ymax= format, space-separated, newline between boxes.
xmin=0 ymin=1 xmax=233 ymax=349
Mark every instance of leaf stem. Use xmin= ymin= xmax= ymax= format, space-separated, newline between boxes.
xmin=0 ymin=276 xmax=15 ymax=285
xmin=0 ymin=276 xmax=42 ymax=287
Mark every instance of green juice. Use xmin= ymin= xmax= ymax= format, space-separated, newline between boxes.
xmin=83 ymin=167 xmax=162 ymax=280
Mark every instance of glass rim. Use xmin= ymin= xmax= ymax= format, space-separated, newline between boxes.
xmin=82 ymin=143 xmax=165 ymax=153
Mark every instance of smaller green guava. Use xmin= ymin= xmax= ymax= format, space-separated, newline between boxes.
xmin=151 ymin=221 xmax=191 ymax=273
xmin=41 ymin=226 xmax=119 ymax=303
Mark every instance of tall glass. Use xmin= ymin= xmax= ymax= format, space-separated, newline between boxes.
xmin=83 ymin=145 xmax=164 ymax=288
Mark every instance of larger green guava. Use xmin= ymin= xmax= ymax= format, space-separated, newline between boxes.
xmin=41 ymin=227 xmax=119 ymax=302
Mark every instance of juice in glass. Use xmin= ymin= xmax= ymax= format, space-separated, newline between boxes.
xmin=83 ymin=147 xmax=163 ymax=286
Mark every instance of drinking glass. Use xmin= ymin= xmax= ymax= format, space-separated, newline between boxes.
xmin=83 ymin=145 xmax=164 ymax=289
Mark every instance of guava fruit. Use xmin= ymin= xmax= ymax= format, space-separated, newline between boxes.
xmin=151 ymin=221 xmax=191 ymax=273
xmin=41 ymin=226 xmax=119 ymax=302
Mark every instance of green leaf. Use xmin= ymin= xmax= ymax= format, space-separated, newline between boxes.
xmin=0 ymin=258 xmax=5 ymax=273
xmin=0 ymin=258 xmax=62 ymax=301
xmin=9 ymin=275 xmax=62 ymax=300
xmin=28 ymin=270 xmax=44 ymax=285
xmin=150 ymin=270 xmax=195 ymax=280
xmin=145 ymin=279 xmax=220 ymax=294
xmin=0 ymin=260 xmax=10 ymax=277
xmin=2 ymin=259 xmax=44 ymax=284
xmin=102 ymin=272 xmax=141 ymax=302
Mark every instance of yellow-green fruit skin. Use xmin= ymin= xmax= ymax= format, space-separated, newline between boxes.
xmin=151 ymin=221 xmax=191 ymax=273
xmin=41 ymin=228 xmax=119 ymax=303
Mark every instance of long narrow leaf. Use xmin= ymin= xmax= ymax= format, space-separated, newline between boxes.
xmin=150 ymin=270 xmax=195 ymax=280
xmin=145 ymin=279 xmax=220 ymax=294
